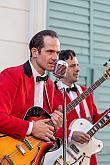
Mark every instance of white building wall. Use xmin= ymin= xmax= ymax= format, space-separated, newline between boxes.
xmin=0 ymin=0 xmax=47 ymax=71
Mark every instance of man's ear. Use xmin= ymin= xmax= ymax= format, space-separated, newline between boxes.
xmin=31 ymin=47 xmax=38 ymax=58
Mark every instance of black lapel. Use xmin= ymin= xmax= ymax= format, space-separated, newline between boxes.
xmin=54 ymin=80 xmax=59 ymax=90
xmin=23 ymin=60 xmax=32 ymax=78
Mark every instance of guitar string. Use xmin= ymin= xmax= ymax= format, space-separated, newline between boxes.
xmin=66 ymin=75 xmax=106 ymax=113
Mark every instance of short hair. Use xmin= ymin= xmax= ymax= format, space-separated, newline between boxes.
xmin=59 ymin=49 xmax=76 ymax=61
xmin=29 ymin=30 xmax=59 ymax=57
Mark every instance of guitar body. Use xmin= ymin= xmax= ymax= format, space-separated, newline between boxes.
xmin=0 ymin=106 xmax=60 ymax=165
xmin=0 ymin=133 xmax=54 ymax=165
xmin=43 ymin=118 xmax=103 ymax=165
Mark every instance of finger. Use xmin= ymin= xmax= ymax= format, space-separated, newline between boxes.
xmin=51 ymin=117 xmax=57 ymax=126
xmin=41 ymin=118 xmax=50 ymax=123
xmin=81 ymin=133 xmax=90 ymax=141
xmin=48 ymin=125 xmax=55 ymax=131
xmin=47 ymin=129 xmax=54 ymax=135
xmin=51 ymin=116 xmax=62 ymax=129
xmin=79 ymin=134 xmax=90 ymax=143
xmin=79 ymin=139 xmax=85 ymax=144
xmin=45 ymin=132 xmax=56 ymax=141
xmin=43 ymin=136 xmax=51 ymax=142
xmin=52 ymin=110 xmax=63 ymax=119
xmin=80 ymin=137 xmax=90 ymax=144
xmin=51 ymin=113 xmax=60 ymax=124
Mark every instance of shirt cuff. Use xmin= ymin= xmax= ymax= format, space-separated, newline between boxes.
xmin=26 ymin=122 xmax=33 ymax=135
xmin=68 ymin=135 xmax=72 ymax=142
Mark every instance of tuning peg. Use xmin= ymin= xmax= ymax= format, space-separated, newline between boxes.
xmin=103 ymin=62 xmax=108 ymax=66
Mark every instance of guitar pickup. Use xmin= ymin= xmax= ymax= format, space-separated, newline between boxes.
xmin=16 ymin=144 xmax=26 ymax=155
xmin=23 ymin=138 xmax=33 ymax=150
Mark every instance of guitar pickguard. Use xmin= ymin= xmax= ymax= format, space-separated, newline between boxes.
xmin=43 ymin=119 xmax=103 ymax=165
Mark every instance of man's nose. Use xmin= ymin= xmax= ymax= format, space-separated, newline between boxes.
xmin=76 ymin=66 xmax=80 ymax=72
xmin=52 ymin=52 xmax=59 ymax=60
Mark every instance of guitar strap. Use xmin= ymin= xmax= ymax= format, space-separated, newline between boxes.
xmin=44 ymin=82 xmax=52 ymax=113
xmin=76 ymin=84 xmax=93 ymax=123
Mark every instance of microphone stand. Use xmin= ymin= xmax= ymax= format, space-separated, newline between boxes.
xmin=53 ymin=60 xmax=68 ymax=165
xmin=57 ymin=80 xmax=67 ymax=165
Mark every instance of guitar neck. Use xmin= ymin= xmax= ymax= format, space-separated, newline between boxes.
xmin=66 ymin=75 xmax=107 ymax=114
xmin=87 ymin=108 xmax=110 ymax=137
xmin=49 ymin=74 xmax=107 ymax=128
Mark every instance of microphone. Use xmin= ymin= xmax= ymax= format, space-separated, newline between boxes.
xmin=53 ymin=60 xmax=68 ymax=78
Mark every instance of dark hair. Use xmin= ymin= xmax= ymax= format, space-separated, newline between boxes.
xmin=59 ymin=49 xmax=76 ymax=61
xmin=29 ymin=30 xmax=59 ymax=57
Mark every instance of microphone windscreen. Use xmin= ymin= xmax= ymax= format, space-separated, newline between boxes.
xmin=53 ymin=60 xmax=68 ymax=78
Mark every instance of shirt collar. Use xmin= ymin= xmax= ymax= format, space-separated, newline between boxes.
xmin=56 ymin=80 xmax=75 ymax=90
xmin=29 ymin=60 xmax=46 ymax=77
xmin=60 ymin=82 xmax=75 ymax=89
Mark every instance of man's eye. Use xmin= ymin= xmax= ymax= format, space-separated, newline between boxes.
xmin=47 ymin=50 xmax=53 ymax=53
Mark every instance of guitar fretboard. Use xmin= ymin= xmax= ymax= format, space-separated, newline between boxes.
xmin=65 ymin=75 xmax=107 ymax=114
xmin=49 ymin=74 xmax=107 ymax=128
xmin=87 ymin=108 xmax=110 ymax=137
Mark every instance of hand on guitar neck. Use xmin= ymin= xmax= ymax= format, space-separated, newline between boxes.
xmin=31 ymin=105 xmax=63 ymax=142
xmin=103 ymin=62 xmax=110 ymax=79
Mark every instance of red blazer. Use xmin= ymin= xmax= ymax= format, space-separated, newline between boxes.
xmin=0 ymin=61 xmax=54 ymax=140
xmin=53 ymin=84 xmax=110 ymax=165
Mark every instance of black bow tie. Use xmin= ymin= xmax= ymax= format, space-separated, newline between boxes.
xmin=36 ymin=75 xmax=49 ymax=82
xmin=66 ymin=85 xmax=77 ymax=93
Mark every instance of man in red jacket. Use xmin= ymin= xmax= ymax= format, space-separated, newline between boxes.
xmin=0 ymin=30 xmax=63 ymax=141
xmin=53 ymin=50 xmax=110 ymax=165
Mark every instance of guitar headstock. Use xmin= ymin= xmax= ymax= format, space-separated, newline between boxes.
xmin=103 ymin=59 xmax=110 ymax=79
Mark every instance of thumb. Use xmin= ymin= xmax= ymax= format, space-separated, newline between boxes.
xmin=57 ymin=105 xmax=62 ymax=111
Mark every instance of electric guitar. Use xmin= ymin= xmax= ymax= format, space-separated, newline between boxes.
xmin=0 ymin=106 xmax=61 ymax=165
xmin=43 ymin=66 xmax=110 ymax=165
xmin=43 ymin=108 xmax=110 ymax=165
xmin=0 ymin=66 xmax=110 ymax=165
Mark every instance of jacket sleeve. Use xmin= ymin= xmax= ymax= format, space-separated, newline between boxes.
xmin=0 ymin=68 xmax=29 ymax=140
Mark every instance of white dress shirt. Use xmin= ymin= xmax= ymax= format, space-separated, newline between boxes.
xmin=26 ymin=61 xmax=46 ymax=135
xmin=56 ymin=81 xmax=81 ymax=142
xmin=57 ymin=81 xmax=81 ymax=118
